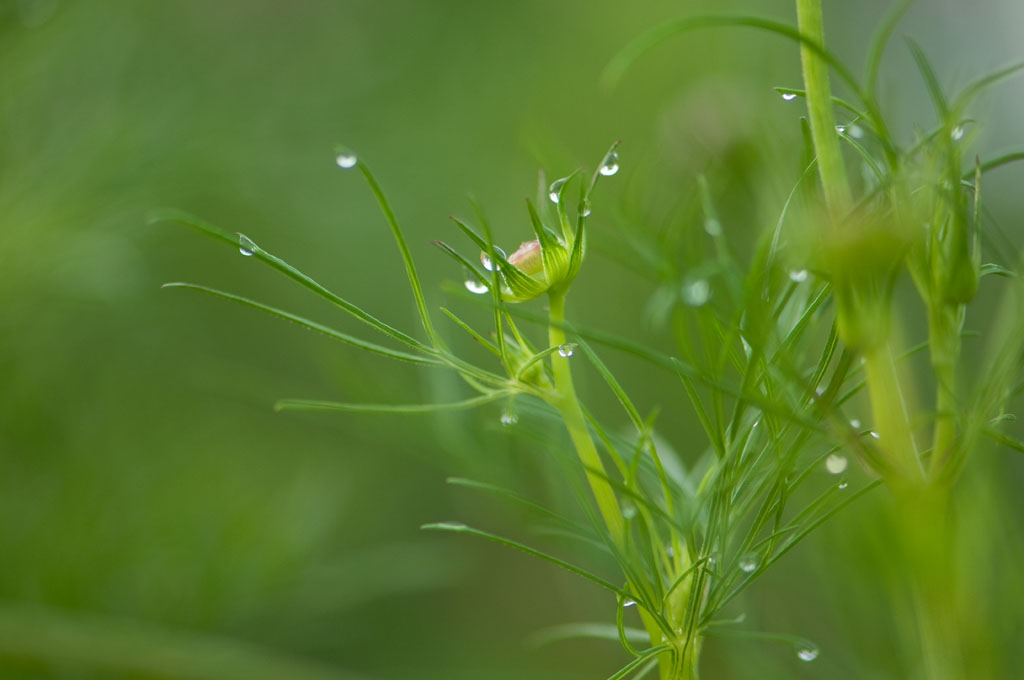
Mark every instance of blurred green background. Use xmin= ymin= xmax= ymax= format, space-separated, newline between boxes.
xmin=2 ymin=0 xmax=1023 ymax=678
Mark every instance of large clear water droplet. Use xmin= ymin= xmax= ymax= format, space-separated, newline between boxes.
xmin=557 ymin=343 xmax=577 ymax=358
xmin=738 ymin=553 xmax=759 ymax=573
xmin=481 ymin=247 xmax=506 ymax=272
xmin=682 ymin=279 xmax=710 ymax=307
xmin=622 ymin=599 xmax=636 ymax=608
xmin=789 ymin=269 xmax=809 ymax=283
xmin=465 ymin=277 xmax=488 ymax=294
xmin=548 ymin=177 xmax=568 ymax=203
xmin=825 ymin=453 xmax=848 ymax=474
xmin=781 ymin=92 xmax=797 ymax=101
xmin=599 ymin=150 xmax=620 ymax=176
xmin=238 ymin=234 xmax=256 ymax=256
xmin=796 ymin=643 xmax=819 ymax=662
xmin=581 ymin=199 xmax=592 ymax=217
xmin=335 ymin=149 xmax=357 ymax=169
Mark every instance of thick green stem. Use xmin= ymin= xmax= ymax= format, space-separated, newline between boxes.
xmin=547 ymin=291 xmax=625 ymax=545
xmin=796 ymin=0 xmax=852 ymax=215
xmin=548 ymin=292 xmax=697 ymax=679
xmin=926 ymin=304 xmax=960 ymax=480
xmin=863 ymin=342 xmax=923 ymax=483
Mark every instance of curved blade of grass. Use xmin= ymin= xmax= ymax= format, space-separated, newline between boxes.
xmin=952 ymin=60 xmax=1024 ymax=115
xmin=356 ymin=162 xmax=440 ymax=347
xmin=446 ymin=477 xmax=595 ymax=535
xmin=865 ymin=0 xmax=912 ymax=98
xmin=162 ymin=283 xmax=437 ymax=366
xmin=528 ymin=623 xmax=648 ymax=648
xmin=149 ymin=208 xmax=426 ymax=352
xmin=906 ymin=38 xmax=949 ymax=119
xmin=421 ymin=522 xmax=624 ymax=596
xmin=603 ymin=14 xmax=860 ymax=98
xmin=439 ymin=308 xmax=500 ymax=356
xmin=276 ymin=391 xmax=509 ymax=413
xmin=604 ymin=645 xmax=671 ymax=680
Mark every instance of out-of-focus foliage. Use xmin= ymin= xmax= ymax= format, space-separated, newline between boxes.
xmin=1 ymin=0 xmax=1022 ymax=678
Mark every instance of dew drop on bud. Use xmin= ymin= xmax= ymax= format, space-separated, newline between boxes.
xmin=557 ymin=343 xmax=576 ymax=358
xmin=335 ymin=149 xmax=357 ymax=169
xmin=238 ymin=234 xmax=256 ymax=256
xmin=548 ymin=177 xmax=568 ymax=203
xmin=481 ymin=247 xmax=505 ymax=272
xmin=789 ymin=269 xmax=809 ymax=283
xmin=738 ymin=553 xmax=759 ymax=573
xmin=796 ymin=643 xmax=819 ymax=662
xmin=825 ymin=453 xmax=848 ymax=474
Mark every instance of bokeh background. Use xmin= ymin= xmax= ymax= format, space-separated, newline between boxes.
xmin=2 ymin=0 xmax=1023 ymax=678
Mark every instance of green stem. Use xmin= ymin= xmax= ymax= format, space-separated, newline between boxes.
xmin=862 ymin=342 xmax=923 ymax=483
xmin=547 ymin=291 xmax=625 ymax=545
xmin=926 ymin=303 xmax=960 ymax=480
xmin=796 ymin=0 xmax=852 ymax=215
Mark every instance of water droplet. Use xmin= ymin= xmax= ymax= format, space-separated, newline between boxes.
xmin=238 ymin=234 xmax=256 ymax=256
xmin=500 ymin=411 xmax=518 ymax=426
xmin=781 ymin=92 xmax=797 ymax=101
xmin=741 ymin=336 xmax=753 ymax=359
xmin=704 ymin=218 xmax=722 ymax=236
xmin=835 ymin=125 xmax=846 ymax=134
xmin=706 ymin=555 xmax=716 ymax=568
xmin=951 ymin=126 xmax=965 ymax=141
xmin=581 ymin=199 xmax=592 ymax=217
xmin=548 ymin=177 xmax=568 ymax=203
xmin=789 ymin=269 xmax=809 ymax=283
xmin=869 ymin=430 xmax=881 ymax=439
xmin=738 ymin=553 xmax=759 ymax=573
xmin=335 ymin=149 xmax=357 ymax=169
xmin=623 ymin=599 xmax=636 ymax=608
xmin=849 ymin=124 xmax=865 ymax=139
xmin=465 ymin=278 xmax=488 ymax=294
xmin=599 ymin=150 xmax=620 ymax=176
xmin=825 ymin=453 xmax=848 ymax=474
xmin=622 ymin=502 xmax=638 ymax=520
xmin=481 ymin=247 xmax=506 ymax=272
xmin=557 ymin=343 xmax=577 ymax=358
xmin=682 ymin=279 xmax=710 ymax=307
xmin=838 ymin=481 xmax=849 ymax=490
xmin=849 ymin=419 xmax=861 ymax=429
xmin=796 ymin=643 xmax=819 ymax=662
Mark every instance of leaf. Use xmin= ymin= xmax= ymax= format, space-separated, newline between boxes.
xmin=603 ymin=644 xmax=671 ymax=680
xmin=162 ymin=283 xmax=438 ymax=366
xmin=275 ymin=392 xmax=510 ymax=414
xmin=527 ymin=623 xmax=648 ymax=648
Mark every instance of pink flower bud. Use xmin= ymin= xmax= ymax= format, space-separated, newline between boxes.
xmin=507 ymin=240 xmax=544 ymax=277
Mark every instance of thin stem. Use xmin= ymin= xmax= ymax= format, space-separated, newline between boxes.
xmin=863 ymin=343 xmax=923 ymax=483
xmin=796 ymin=0 xmax=852 ymax=215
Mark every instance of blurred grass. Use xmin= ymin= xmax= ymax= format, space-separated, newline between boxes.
xmin=1 ymin=0 xmax=1023 ymax=678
